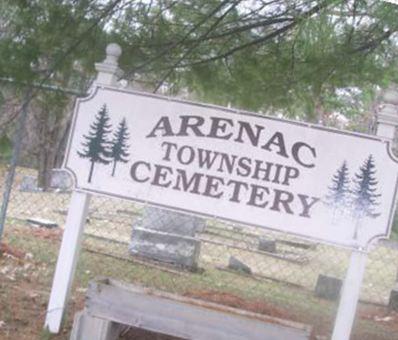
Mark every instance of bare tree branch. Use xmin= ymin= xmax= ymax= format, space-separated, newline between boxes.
xmin=123 ymin=0 xmax=233 ymax=79
xmin=177 ymin=0 xmax=340 ymax=68
xmin=353 ymin=29 xmax=395 ymax=53
xmin=153 ymin=0 xmax=243 ymax=92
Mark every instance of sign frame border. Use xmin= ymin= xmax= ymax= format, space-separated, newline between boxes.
xmin=63 ymin=85 xmax=398 ymax=250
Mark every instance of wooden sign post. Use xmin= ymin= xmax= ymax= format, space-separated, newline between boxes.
xmin=45 ymin=43 xmax=398 ymax=340
xmin=332 ymin=88 xmax=398 ymax=340
xmin=45 ymin=43 xmax=123 ymax=333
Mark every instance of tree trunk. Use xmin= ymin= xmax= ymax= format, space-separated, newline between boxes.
xmin=111 ymin=161 xmax=117 ymax=176
xmin=37 ymin=145 xmax=58 ymax=190
xmin=37 ymin=147 xmax=49 ymax=190
xmin=353 ymin=218 xmax=361 ymax=240
xmin=88 ymin=161 xmax=95 ymax=183
xmin=35 ymin=98 xmax=74 ymax=190
xmin=54 ymin=120 xmax=72 ymax=168
xmin=353 ymin=226 xmax=358 ymax=240
xmin=36 ymin=108 xmax=51 ymax=191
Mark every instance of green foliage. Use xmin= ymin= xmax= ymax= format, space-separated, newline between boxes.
xmin=39 ymin=328 xmax=54 ymax=340
xmin=0 ymin=90 xmax=4 ymax=109
xmin=2 ymin=0 xmax=398 ymax=127
xmin=112 ymin=0 xmax=398 ymax=124
xmin=0 ymin=135 xmax=12 ymax=163
xmin=0 ymin=0 xmax=107 ymax=88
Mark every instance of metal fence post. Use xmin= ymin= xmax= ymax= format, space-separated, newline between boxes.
xmin=45 ymin=43 xmax=123 ymax=333
xmin=0 ymin=88 xmax=32 ymax=241
xmin=331 ymin=86 xmax=398 ymax=340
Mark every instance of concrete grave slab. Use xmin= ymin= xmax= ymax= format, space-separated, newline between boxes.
xmin=135 ymin=207 xmax=205 ymax=237
xmin=129 ymin=227 xmax=201 ymax=270
xmin=26 ymin=217 xmax=58 ymax=228
xmin=76 ymin=278 xmax=312 ymax=340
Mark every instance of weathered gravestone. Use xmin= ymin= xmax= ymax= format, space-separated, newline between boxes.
xmin=388 ymin=267 xmax=398 ymax=311
xmin=389 ymin=287 xmax=398 ymax=311
xmin=315 ymin=274 xmax=342 ymax=301
xmin=228 ymin=256 xmax=252 ymax=275
xmin=49 ymin=169 xmax=72 ymax=191
xmin=129 ymin=207 xmax=204 ymax=271
xmin=19 ymin=176 xmax=41 ymax=192
xmin=20 ymin=169 xmax=72 ymax=192
xmin=258 ymin=237 xmax=277 ymax=253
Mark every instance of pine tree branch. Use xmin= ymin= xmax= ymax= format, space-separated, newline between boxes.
xmin=0 ymin=111 xmax=19 ymax=130
xmin=173 ymin=0 xmax=341 ymax=69
xmin=123 ymin=0 xmax=233 ymax=79
xmin=9 ymin=0 xmax=126 ymax=133
xmin=187 ymin=17 xmax=295 ymax=43
xmin=153 ymin=0 xmax=242 ymax=93
xmin=128 ymin=16 xmax=295 ymax=50
xmin=353 ymin=29 xmax=394 ymax=53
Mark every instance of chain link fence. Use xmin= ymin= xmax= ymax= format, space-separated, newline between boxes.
xmin=1 ymin=100 xmax=398 ymax=340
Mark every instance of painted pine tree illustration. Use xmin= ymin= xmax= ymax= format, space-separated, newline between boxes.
xmin=325 ymin=161 xmax=350 ymax=223
xmin=326 ymin=161 xmax=350 ymax=210
xmin=78 ymin=104 xmax=112 ymax=183
xmin=109 ymin=118 xmax=130 ymax=176
xmin=351 ymin=154 xmax=381 ymax=239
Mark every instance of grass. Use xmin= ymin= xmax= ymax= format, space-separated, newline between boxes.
xmin=6 ymin=223 xmax=322 ymax=312
xmin=2 ymin=166 xmax=398 ymax=304
xmin=40 ymin=329 xmax=54 ymax=340
xmin=1 ymin=223 xmax=398 ymax=339
xmin=1 ymin=166 xmax=398 ymax=338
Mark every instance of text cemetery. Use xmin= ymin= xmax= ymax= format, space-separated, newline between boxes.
xmin=131 ymin=115 xmax=319 ymax=218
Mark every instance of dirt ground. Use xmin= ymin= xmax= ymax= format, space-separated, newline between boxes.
xmin=1 ymin=227 xmax=398 ymax=340
xmin=0 ymin=240 xmax=178 ymax=340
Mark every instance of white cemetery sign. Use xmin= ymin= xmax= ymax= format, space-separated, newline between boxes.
xmin=64 ymin=85 xmax=398 ymax=249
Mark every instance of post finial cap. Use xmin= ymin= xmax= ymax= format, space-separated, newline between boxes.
xmin=106 ymin=43 xmax=122 ymax=59
xmin=103 ymin=43 xmax=122 ymax=66
xmin=94 ymin=43 xmax=123 ymax=85
xmin=383 ymin=87 xmax=398 ymax=106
